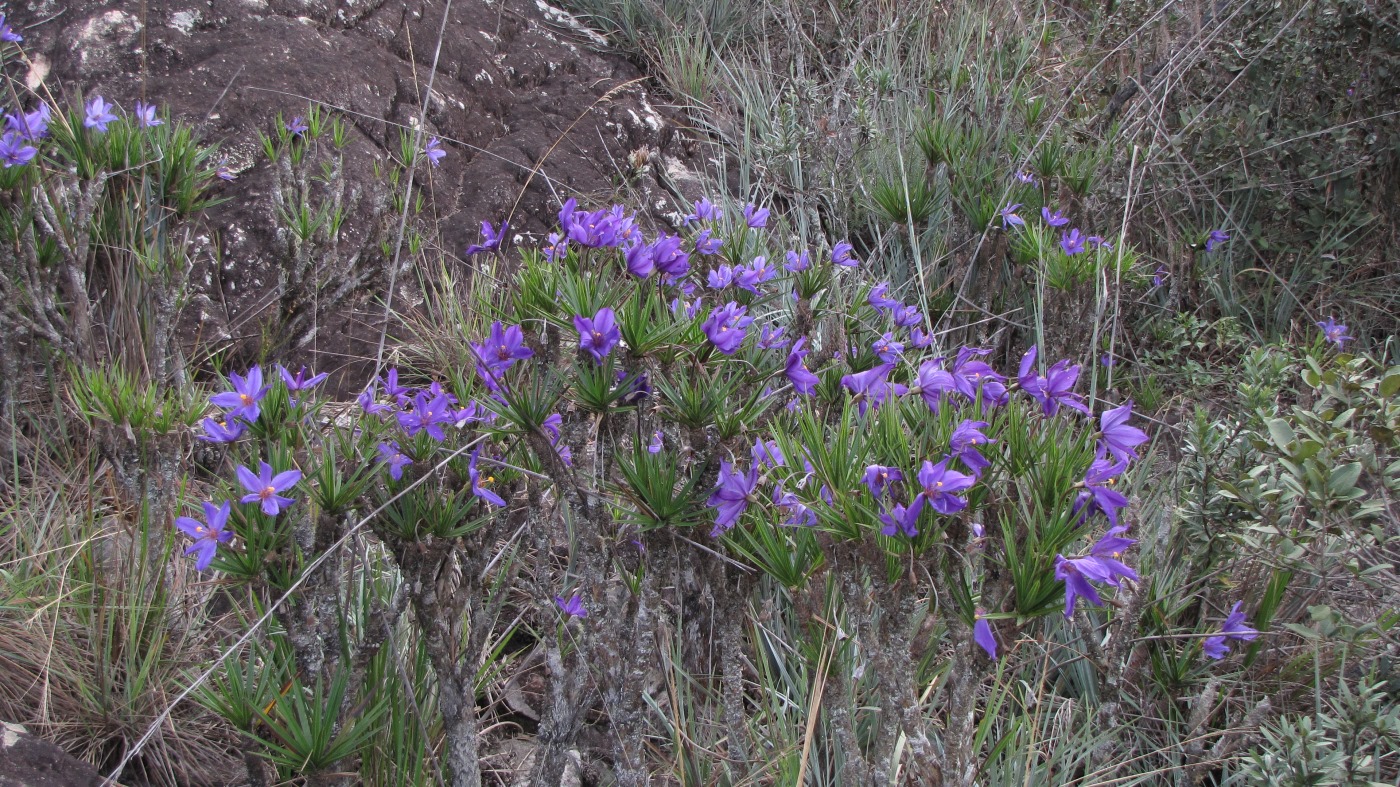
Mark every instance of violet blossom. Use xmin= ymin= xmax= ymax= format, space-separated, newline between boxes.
xmin=862 ymin=464 xmax=903 ymax=498
xmin=210 ymin=366 xmax=270 ymax=423
xmin=832 ymin=241 xmax=858 ymax=267
xmin=1316 ymin=317 xmax=1354 ymax=349
xmin=708 ymin=461 xmax=759 ymax=535
xmin=1041 ymin=207 xmax=1069 ymax=227
xmin=840 ymin=364 xmax=906 ymax=416
xmin=916 ymin=459 xmax=976 ymax=514
xmin=84 ymin=96 xmax=117 ymax=132
xmin=574 ymin=307 xmax=621 ymax=363
xmin=701 ymin=302 xmax=753 ymax=355
xmin=237 ymin=461 xmax=302 ymax=517
xmin=743 ymin=203 xmax=770 ymax=228
xmin=469 ymin=448 xmax=506 ymax=507
xmin=377 ymin=441 xmax=412 ymax=481
xmin=879 ymin=496 xmax=925 ymax=538
xmin=785 ymin=338 xmax=820 ymax=395
xmin=1098 ymin=402 xmax=1148 ymax=463
xmin=1202 ymin=601 xmax=1259 ymax=660
xmin=974 ymin=609 xmax=998 ymax=659
xmin=1053 ymin=526 xmax=1139 ymax=617
xmin=175 ymin=501 xmax=234 ymax=571
xmin=465 ymin=220 xmax=508 ymax=256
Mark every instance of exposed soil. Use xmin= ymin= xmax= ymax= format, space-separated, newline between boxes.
xmin=8 ymin=0 xmax=702 ymax=384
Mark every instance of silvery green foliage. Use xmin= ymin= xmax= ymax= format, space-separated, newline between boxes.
xmin=1238 ymin=676 xmax=1400 ymax=787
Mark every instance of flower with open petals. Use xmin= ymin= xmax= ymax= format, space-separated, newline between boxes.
xmin=574 ymin=307 xmax=620 ymax=363
xmin=841 ymin=364 xmax=906 ymax=416
xmin=1041 ymin=207 xmax=1069 ymax=227
xmin=948 ymin=347 xmax=1004 ymax=399
xmin=397 ymin=391 xmax=456 ymax=441
xmin=377 ymin=441 xmax=412 ymax=481
xmin=555 ymin=594 xmax=588 ymax=618
xmin=285 ymin=116 xmax=308 ymax=136
xmin=237 ymin=461 xmax=302 ymax=517
xmin=862 ymin=464 xmax=903 ymax=498
xmin=84 ymin=96 xmax=117 ymax=132
xmin=199 ymin=417 xmax=246 ymax=443
xmin=1316 ymin=317 xmax=1354 ymax=349
xmin=784 ymin=249 xmax=810 ymax=272
xmin=708 ymin=461 xmax=759 ymax=536
xmin=175 ymin=501 xmax=234 ymax=571
xmin=999 ymin=203 xmax=1025 ymax=229
xmin=1053 ymin=526 xmax=1139 ymax=617
xmin=685 ymin=197 xmax=719 ymax=224
xmin=879 ymin=496 xmax=925 ymax=537
xmin=742 ymin=203 xmax=769 ymax=228
xmin=0 ymin=132 xmax=36 ymax=168
xmin=916 ymin=459 xmax=976 ymax=514
xmin=757 ymin=325 xmax=789 ymax=351
xmin=872 ymin=332 xmax=904 ymax=362
xmin=134 ymin=101 xmax=163 ymax=128
xmin=277 ymin=365 xmax=328 ymax=402
xmin=772 ymin=486 xmax=817 ymax=527
xmin=1018 ymin=346 xmax=1090 ymax=417
xmin=949 ymin=419 xmax=994 ymax=476
xmin=0 ymin=14 xmax=23 ymax=42
xmin=868 ymin=282 xmax=900 ymax=312
xmin=210 ymin=366 xmax=270 ymax=423
xmin=1202 ymin=601 xmax=1259 ymax=660
xmin=424 ymin=137 xmax=446 ymax=167
xmin=473 ymin=321 xmax=534 ymax=374
xmin=465 ymin=220 xmax=508 ymax=256
xmin=1060 ymin=228 xmax=1087 ymax=256
xmin=1072 ymin=450 xmax=1130 ymax=527
xmin=1014 ymin=170 xmax=1037 ymax=185
xmin=693 ymin=229 xmax=722 ymax=255
xmin=1098 ymin=402 xmax=1148 ymax=464
xmin=1204 ymin=229 xmax=1230 ymax=252
xmin=701 ymin=302 xmax=752 ymax=355
xmin=6 ymin=105 xmax=50 ymax=141
xmin=910 ymin=361 xmax=957 ymax=413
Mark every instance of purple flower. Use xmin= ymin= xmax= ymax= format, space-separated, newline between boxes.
xmin=209 ymin=366 xmax=270 ymax=423
xmin=0 ymin=132 xmax=36 ymax=168
xmin=1059 ymin=228 xmax=1087 ymax=256
xmin=911 ymin=361 xmax=957 ymax=412
xmin=832 ymin=241 xmax=858 ymax=267
xmin=647 ymin=430 xmax=663 ymax=453
xmin=743 ymin=203 xmax=770 ymax=228
xmin=872 ymin=332 xmax=904 ymax=362
xmin=134 ymin=101 xmax=163 ymax=128
xmin=785 ymin=338 xmax=820 ymax=396
xmin=707 ymin=264 xmax=735 ymax=290
xmin=1152 ymin=265 xmax=1167 ymax=288
xmin=285 ymin=116 xmax=308 ymax=136
xmin=651 ymin=234 xmax=691 ymax=278
xmin=1072 ymin=450 xmax=1130 ymax=526
xmin=973 ymin=609 xmax=998 ymax=659
xmin=625 ymin=239 xmax=656 ymax=278
xmin=757 ymin=324 xmax=789 ymax=350
xmin=701 ymin=302 xmax=753 ymax=355
xmin=1014 ymin=170 xmax=1037 ymax=185
xmin=879 ymin=496 xmax=925 ymax=537
xmin=708 ymin=461 xmax=759 ymax=536
xmin=216 ymin=159 xmax=237 ymax=181
xmin=892 ymin=304 xmax=923 ymax=328
xmin=1202 ymin=602 xmax=1259 ymax=660
xmin=840 ymin=364 xmax=906 ymax=416
xmin=772 ymin=486 xmax=817 ymax=527
xmin=84 ymin=96 xmax=118 ymax=132
xmin=377 ymin=441 xmax=412 ymax=481
xmin=1053 ymin=526 xmax=1139 ymax=617
xmin=542 ymin=413 xmax=562 ymax=444
xmin=574 ymin=307 xmax=621 ymax=363
xmin=174 ymin=501 xmax=234 ymax=571
xmin=561 ymin=200 xmax=639 ymax=248
xmin=751 ymin=438 xmax=785 ymax=468
xmin=736 ymin=256 xmax=777 ymax=294
xmin=277 ymin=365 xmax=328 ymax=398
xmin=910 ymin=329 xmax=933 ymax=348
xmin=1017 ymin=347 xmax=1090 ymax=417
xmin=948 ymin=347 xmax=1004 ymax=399
xmin=862 ymin=464 xmax=904 ymax=498
xmin=381 ymin=368 xmax=411 ymax=404
xmin=357 ymin=386 xmax=391 ymax=416
xmin=0 ymin=14 xmax=23 ymax=42
xmin=465 ymin=220 xmax=508 ymax=256
xmin=1204 ymin=229 xmax=1230 ymax=252
xmin=1087 ymin=235 xmax=1112 ymax=250
xmin=1316 ymin=317 xmax=1354 ymax=349
xmin=694 ymin=229 xmax=723 ymax=255
xmin=555 ymin=594 xmax=588 ymax=618
xmin=916 ymin=459 xmax=976 ymax=514
xmin=474 ymin=321 xmax=534 ymax=374
xmin=199 ymin=417 xmax=246 ymax=443
xmin=5 ymin=105 xmax=50 ymax=141
xmin=687 ymin=197 xmax=720 ymax=224
xmin=949 ymin=420 xmax=994 ymax=476
xmin=618 ymin=372 xmax=651 ymax=405
xmin=1041 ymin=207 xmax=1069 ymax=227
xmin=1098 ymin=402 xmax=1148 ymax=464
xmin=999 ymin=203 xmax=1025 ymax=229
xmin=543 ymin=231 xmax=568 ymax=261
xmin=469 ymin=448 xmax=506 ymax=507
xmin=396 ymin=391 xmax=456 ymax=441
xmin=868 ymin=282 xmax=900 ymax=312
xmin=784 ymin=249 xmax=811 ymax=272
xmin=236 ymin=461 xmax=302 ymax=517
xmin=424 ymin=136 xmax=446 ymax=167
